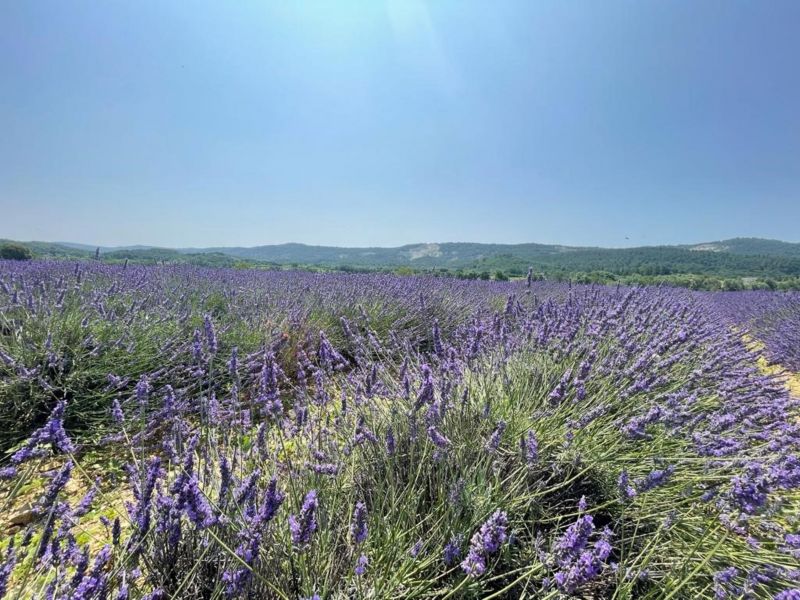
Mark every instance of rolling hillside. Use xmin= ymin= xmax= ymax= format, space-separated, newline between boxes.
xmin=4 ymin=237 xmax=800 ymax=279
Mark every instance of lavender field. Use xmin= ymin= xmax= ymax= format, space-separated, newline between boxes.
xmin=1 ymin=261 xmax=799 ymax=599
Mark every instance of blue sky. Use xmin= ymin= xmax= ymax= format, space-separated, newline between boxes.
xmin=1 ymin=1 xmax=799 ymax=248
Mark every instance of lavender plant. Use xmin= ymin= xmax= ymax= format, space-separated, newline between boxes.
xmin=0 ymin=260 xmax=799 ymax=598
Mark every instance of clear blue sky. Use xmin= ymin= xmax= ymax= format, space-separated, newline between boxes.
xmin=2 ymin=1 xmax=799 ymax=248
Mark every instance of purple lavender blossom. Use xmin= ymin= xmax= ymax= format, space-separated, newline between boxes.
xmin=135 ymin=375 xmax=151 ymax=410
xmin=308 ymin=463 xmax=340 ymax=476
xmin=192 ymin=328 xmax=203 ymax=362
xmin=443 ymin=534 xmax=464 ymax=566
xmin=289 ymin=490 xmax=319 ymax=548
xmin=258 ymin=476 xmax=285 ymax=524
xmin=617 ymin=470 xmax=637 ymax=500
xmin=227 ymin=346 xmax=238 ymax=378
xmin=72 ymin=544 xmax=112 ymax=598
xmin=112 ymin=518 xmax=121 ymax=546
xmin=350 ymin=502 xmax=368 ymax=545
xmin=0 ymin=541 xmax=17 ymax=598
xmin=355 ymin=553 xmax=369 ymax=576
xmin=713 ymin=567 xmax=740 ymax=599
xmin=0 ymin=467 xmax=18 ymax=480
xmin=178 ymin=474 xmax=217 ymax=528
xmin=235 ymin=469 xmax=261 ymax=506
xmin=111 ymin=398 xmax=125 ymax=424
xmin=427 ymin=425 xmax=450 ymax=449
xmin=203 ymin=313 xmax=218 ymax=354
xmin=73 ymin=483 xmax=98 ymax=518
xmin=10 ymin=400 xmax=75 ymax=466
xmin=218 ymin=456 xmax=232 ymax=505
xmin=448 ymin=478 xmax=465 ymax=506
xmin=522 ymin=431 xmax=539 ymax=465
xmin=634 ymin=465 xmax=675 ymax=494
xmin=551 ymin=515 xmax=613 ymax=594
xmin=40 ymin=460 xmax=72 ymax=510
xmin=414 ymin=364 xmax=435 ymax=410
xmin=131 ymin=456 xmax=162 ymax=537
xmin=485 ymin=420 xmax=506 ymax=454
xmin=461 ymin=510 xmax=508 ymax=577
xmin=432 ymin=321 xmax=444 ymax=356
xmin=385 ymin=426 xmax=396 ymax=456
xmin=730 ymin=464 xmax=770 ymax=514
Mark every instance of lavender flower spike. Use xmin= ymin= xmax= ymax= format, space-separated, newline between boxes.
xmin=350 ymin=501 xmax=368 ymax=545
xmin=427 ymin=425 xmax=451 ymax=449
xmin=290 ymin=490 xmax=319 ymax=548
xmin=461 ymin=510 xmax=508 ymax=577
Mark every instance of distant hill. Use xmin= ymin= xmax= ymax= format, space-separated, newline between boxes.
xmin=682 ymin=237 xmax=800 ymax=258
xmin=174 ymin=239 xmax=800 ymax=277
xmin=4 ymin=237 xmax=800 ymax=280
xmin=175 ymin=238 xmax=800 ymax=267
xmin=0 ymin=240 xmax=269 ymax=269
xmin=101 ymin=247 xmax=270 ymax=268
xmin=177 ymin=241 xmax=584 ymax=267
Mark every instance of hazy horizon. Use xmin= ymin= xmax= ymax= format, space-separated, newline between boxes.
xmin=3 ymin=2 xmax=800 ymax=248
xmin=5 ymin=235 xmax=800 ymax=252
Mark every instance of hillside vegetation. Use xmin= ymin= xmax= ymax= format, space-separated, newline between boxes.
xmin=4 ymin=237 xmax=800 ymax=290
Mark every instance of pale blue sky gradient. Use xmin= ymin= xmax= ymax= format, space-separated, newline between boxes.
xmin=1 ymin=1 xmax=799 ymax=247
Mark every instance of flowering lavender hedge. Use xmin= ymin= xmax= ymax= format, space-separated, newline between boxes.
xmin=0 ymin=261 xmax=799 ymax=598
xmin=706 ymin=290 xmax=800 ymax=371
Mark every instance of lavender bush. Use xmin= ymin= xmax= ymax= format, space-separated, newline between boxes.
xmin=1 ymin=260 xmax=799 ymax=598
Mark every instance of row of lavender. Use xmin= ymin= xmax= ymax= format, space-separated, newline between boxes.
xmin=0 ymin=260 xmax=799 ymax=598
xmin=706 ymin=290 xmax=800 ymax=371
xmin=0 ymin=261 xmax=526 ymax=449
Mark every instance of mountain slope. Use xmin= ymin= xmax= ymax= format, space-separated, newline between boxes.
xmin=5 ymin=237 xmax=800 ymax=278
xmin=684 ymin=237 xmax=800 ymax=257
